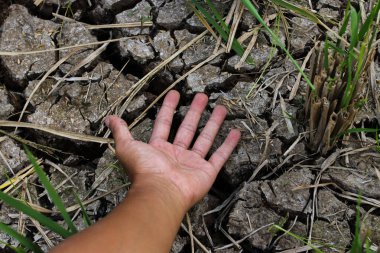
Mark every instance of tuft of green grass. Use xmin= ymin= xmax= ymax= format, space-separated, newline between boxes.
xmin=288 ymin=0 xmax=380 ymax=153
xmin=271 ymin=0 xmax=380 ymax=110
xmin=0 ymin=147 xmax=94 ymax=251
xmin=194 ymin=0 xmax=379 ymax=154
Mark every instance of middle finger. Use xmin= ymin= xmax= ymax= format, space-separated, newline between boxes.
xmin=173 ymin=93 xmax=208 ymax=149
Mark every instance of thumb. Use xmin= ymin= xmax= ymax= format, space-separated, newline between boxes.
xmin=105 ymin=116 xmax=134 ymax=149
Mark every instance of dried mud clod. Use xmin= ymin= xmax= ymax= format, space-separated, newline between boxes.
xmin=327 ymin=151 xmax=380 ymax=199
xmin=115 ymin=0 xmax=152 ymax=36
xmin=0 ymin=5 xmax=59 ymax=89
xmin=56 ymin=22 xmax=98 ymax=75
xmin=0 ymin=87 xmax=14 ymax=119
xmin=26 ymin=62 xmax=146 ymax=138
xmin=185 ymin=64 xmax=232 ymax=94
xmin=215 ymin=81 xmax=270 ymax=117
xmin=289 ymin=17 xmax=321 ymax=53
xmin=152 ymin=31 xmax=184 ymax=73
xmin=156 ymin=0 xmax=192 ymax=30
xmin=0 ymin=136 xmax=28 ymax=180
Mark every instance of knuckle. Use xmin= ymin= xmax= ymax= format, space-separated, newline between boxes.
xmin=215 ymin=149 xmax=228 ymax=160
xmin=115 ymin=145 xmax=124 ymax=159
xmin=148 ymin=137 xmax=160 ymax=144
xmin=192 ymin=147 xmax=204 ymax=157
xmin=115 ymin=140 xmax=132 ymax=158
xmin=199 ymin=131 xmax=214 ymax=143
xmin=160 ymin=103 xmax=174 ymax=110
xmin=180 ymin=123 xmax=196 ymax=133
xmin=174 ymin=140 xmax=188 ymax=149
xmin=207 ymin=118 xmax=220 ymax=127
xmin=156 ymin=116 xmax=172 ymax=127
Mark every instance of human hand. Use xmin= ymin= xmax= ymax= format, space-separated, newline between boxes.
xmin=105 ymin=90 xmax=240 ymax=211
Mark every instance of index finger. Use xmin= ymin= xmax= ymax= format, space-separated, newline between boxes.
xmin=105 ymin=115 xmax=134 ymax=149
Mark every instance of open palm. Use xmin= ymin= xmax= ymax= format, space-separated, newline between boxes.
xmin=106 ymin=90 xmax=240 ymax=210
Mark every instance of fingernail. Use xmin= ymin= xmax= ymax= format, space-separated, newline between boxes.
xmin=104 ymin=117 xmax=110 ymax=128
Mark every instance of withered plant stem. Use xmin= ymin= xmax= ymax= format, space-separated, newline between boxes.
xmin=321 ymin=113 xmax=337 ymax=154
xmin=312 ymin=97 xmax=330 ymax=150
xmin=309 ymin=98 xmax=322 ymax=140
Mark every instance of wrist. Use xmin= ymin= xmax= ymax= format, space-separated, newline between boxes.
xmin=130 ymin=175 xmax=188 ymax=216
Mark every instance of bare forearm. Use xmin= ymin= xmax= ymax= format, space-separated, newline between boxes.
xmin=51 ymin=178 xmax=186 ymax=253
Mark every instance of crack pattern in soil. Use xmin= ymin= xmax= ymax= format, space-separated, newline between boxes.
xmin=0 ymin=0 xmax=379 ymax=252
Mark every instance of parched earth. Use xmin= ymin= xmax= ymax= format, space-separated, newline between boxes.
xmin=0 ymin=0 xmax=379 ymax=252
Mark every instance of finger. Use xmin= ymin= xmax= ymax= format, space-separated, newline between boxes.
xmin=105 ymin=115 xmax=134 ymax=149
xmin=149 ymin=90 xmax=180 ymax=143
xmin=173 ymin=93 xmax=208 ymax=149
xmin=209 ymin=129 xmax=241 ymax=171
xmin=192 ymin=105 xmax=227 ymax=157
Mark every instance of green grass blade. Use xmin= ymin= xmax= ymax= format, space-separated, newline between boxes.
xmin=349 ymin=7 xmax=359 ymax=48
xmin=272 ymin=225 xmax=324 ymax=253
xmin=339 ymin=0 xmax=351 ymax=36
xmin=241 ymin=0 xmax=315 ymax=91
xmin=336 ymin=128 xmax=379 ymax=140
xmin=74 ymin=193 xmax=92 ymax=227
xmin=357 ymin=30 xmax=378 ymax=97
xmin=333 ymin=0 xmax=351 ymax=50
xmin=0 ymin=222 xmax=43 ymax=253
xmin=358 ymin=0 xmax=380 ymax=41
xmin=204 ymin=0 xmax=229 ymax=32
xmin=341 ymin=7 xmax=360 ymax=108
xmin=192 ymin=0 xmax=246 ymax=57
xmin=192 ymin=1 xmax=228 ymax=38
xmin=342 ymin=52 xmax=353 ymax=108
xmin=326 ymin=41 xmax=346 ymax=55
xmin=0 ymin=240 xmax=28 ymax=253
xmin=0 ymin=190 xmax=72 ymax=238
xmin=0 ymin=240 xmax=27 ymax=253
xmin=14 ymin=247 xmax=27 ymax=253
xmin=352 ymin=40 xmax=368 ymax=87
xmin=348 ymin=128 xmax=378 ymax=134
xmin=270 ymin=0 xmax=320 ymax=23
xmin=367 ymin=25 xmax=378 ymax=49
xmin=24 ymin=147 xmax=78 ymax=234
xmin=350 ymin=195 xmax=363 ymax=253
xmin=366 ymin=2 xmax=380 ymax=48
xmin=365 ymin=237 xmax=376 ymax=253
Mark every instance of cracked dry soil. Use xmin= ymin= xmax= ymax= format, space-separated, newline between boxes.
xmin=0 ymin=0 xmax=379 ymax=252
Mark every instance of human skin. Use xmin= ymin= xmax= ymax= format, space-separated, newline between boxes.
xmin=50 ymin=90 xmax=241 ymax=253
